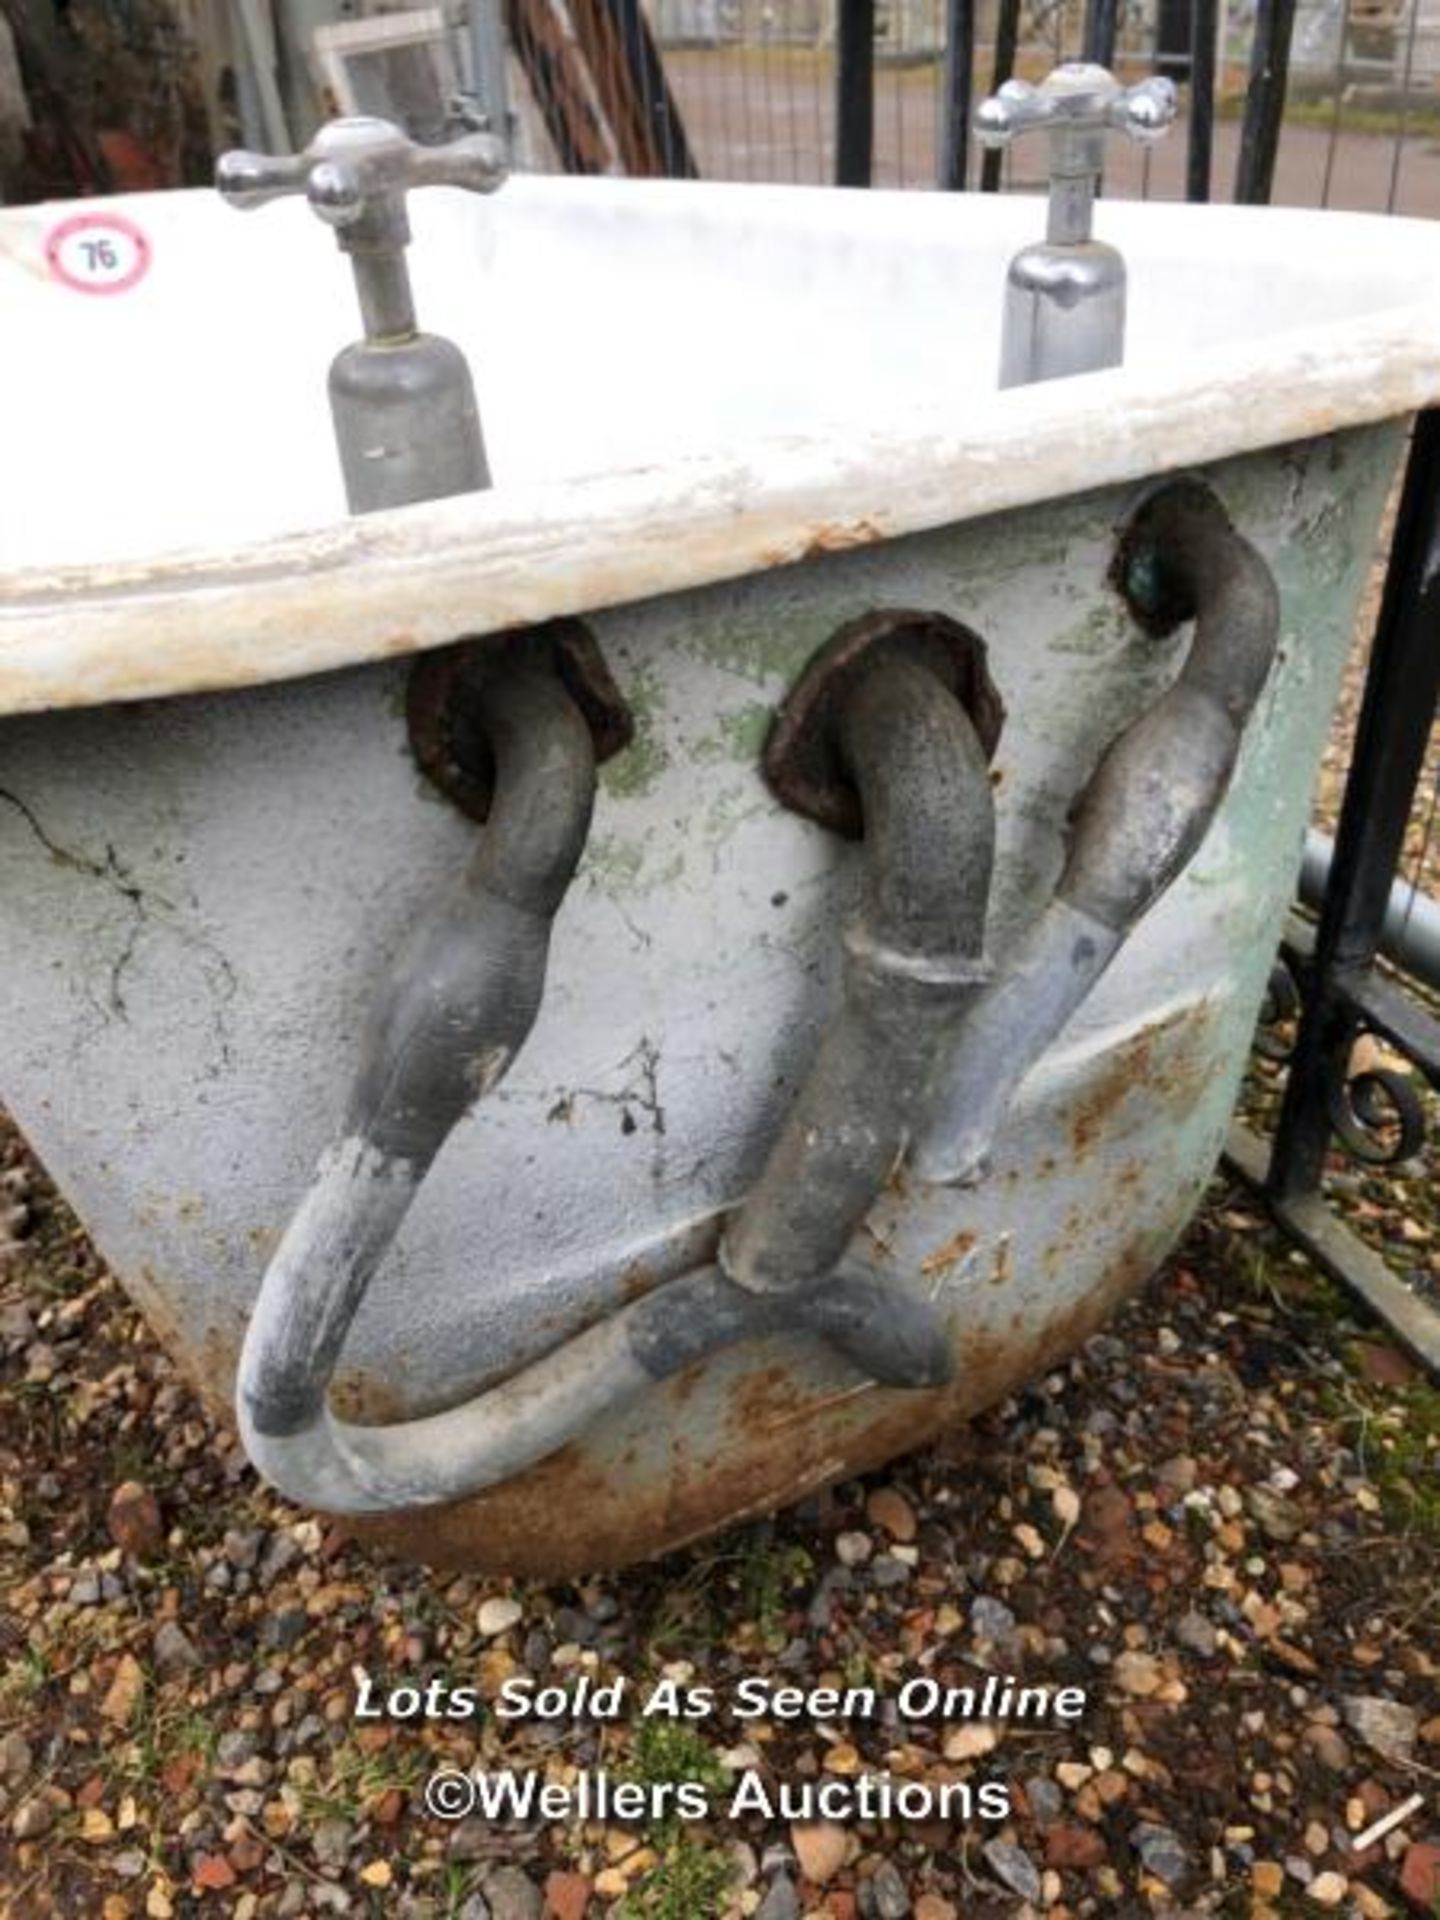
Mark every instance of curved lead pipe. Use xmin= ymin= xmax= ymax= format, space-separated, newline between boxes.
xmin=242 ymin=1261 xmax=955 ymax=1515
xmin=912 ymin=479 xmax=1279 ymax=1185
xmin=239 ymin=659 xmax=600 ymax=1497
xmin=721 ymin=653 xmax=996 ymax=1335
xmin=241 ymin=638 xmax=998 ymax=1515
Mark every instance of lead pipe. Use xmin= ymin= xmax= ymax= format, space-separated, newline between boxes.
xmin=722 ymin=654 xmax=995 ymax=1300
xmin=914 ymin=480 xmax=1280 ymax=1184
xmin=239 ymin=661 xmax=600 ymax=1497
xmin=239 ymin=650 xmax=996 ymax=1514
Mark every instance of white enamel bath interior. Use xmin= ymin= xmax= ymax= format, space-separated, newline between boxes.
xmin=3 ymin=178 xmax=1440 ymax=709
xmin=2 ymin=176 xmax=1439 ymax=1566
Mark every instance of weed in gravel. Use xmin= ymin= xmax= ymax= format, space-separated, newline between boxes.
xmin=731 ymin=1530 xmax=813 ymax=1646
xmin=623 ymin=1718 xmax=728 ymax=1797
xmin=299 ymin=1737 xmax=429 ymax=1825
xmin=643 ymin=1528 xmax=813 ymax=1655
xmin=109 ymin=1705 xmax=197 ymax=1793
xmin=617 ymin=1720 xmax=734 ymax=1919
xmin=438 ymin=1863 xmax=483 ymax=1917
xmin=615 ymin=1830 xmax=732 ymax=1919
xmin=1367 ymin=1378 xmax=1440 ymax=1541
xmin=0 ymin=1643 xmax=49 ymax=1710
xmin=642 ymin=1552 xmax=727 ymax=1654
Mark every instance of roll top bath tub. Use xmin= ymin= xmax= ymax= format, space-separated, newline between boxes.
xmin=2 ymin=88 xmax=1439 ymax=1569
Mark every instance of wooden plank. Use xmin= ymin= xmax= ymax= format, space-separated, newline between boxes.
xmin=566 ymin=0 xmax=658 ymax=174
xmin=504 ymin=0 xmax=610 ymax=173
xmin=602 ymin=0 xmax=697 ymax=177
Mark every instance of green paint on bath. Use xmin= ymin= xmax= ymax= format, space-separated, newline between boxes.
xmin=687 ymin=625 xmax=797 ymax=687
xmin=584 ymin=840 xmax=688 ymax=898
xmin=700 ymin=783 xmax=770 ymax=848
xmin=600 ymin=665 xmax=670 ymax=798
xmin=693 ymin=701 xmax=774 ymax=765
xmin=681 ymin=592 xmax=831 ymax=687
xmin=581 ymin=835 xmax=645 ymax=888
xmin=1050 ymin=601 xmax=1127 ymax=658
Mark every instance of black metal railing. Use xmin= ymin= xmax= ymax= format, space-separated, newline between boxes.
xmin=501 ymin=0 xmax=1440 ymax=206
xmin=808 ymin=0 xmax=1440 ymax=205
xmin=830 ymin=0 xmax=1299 ymax=198
xmin=836 ymin=0 xmax=878 ymax=185
xmin=1187 ymin=0 xmax=1218 ymax=199
xmin=1226 ymin=412 xmax=1440 ymax=1374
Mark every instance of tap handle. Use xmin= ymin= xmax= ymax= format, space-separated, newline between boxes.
xmin=974 ymin=62 xmax=1175 ymax=169
xmin=216 ymin=115 xmax=507 ymax=230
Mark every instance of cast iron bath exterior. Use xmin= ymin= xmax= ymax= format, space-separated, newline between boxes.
xmin=1 ymin=175 xmax=1439 ymax=1568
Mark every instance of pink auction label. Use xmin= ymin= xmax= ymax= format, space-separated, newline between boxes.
xmin=45 ymin=213 xmax=152 ymax=295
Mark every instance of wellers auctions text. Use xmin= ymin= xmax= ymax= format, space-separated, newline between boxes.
xmin=354 ymin=1668 xmax=1088 ymax=1727
xmin=425 ymin=1765 xmax=1015 ymax=1825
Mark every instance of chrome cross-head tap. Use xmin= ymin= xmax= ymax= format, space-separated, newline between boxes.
xmin=215 ymin=115 xmax=509 ymax=514
xmin=975 ymin=63 xmax=1175 ymax=244
xmin=216 ymin=115 xmax=507 ymax=254
xmin=972 ymin=62 xmax=1176 ymax=388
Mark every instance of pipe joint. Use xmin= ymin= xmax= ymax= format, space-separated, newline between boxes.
xmin=722 ymin=622 xmax=999 ymax=1322
xmin=844 ymin=921 xmax=994 ymax=1002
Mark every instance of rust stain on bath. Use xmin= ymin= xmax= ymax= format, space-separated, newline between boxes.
xmin=730 ymin=1363 xmax=808 ymax=1432
xmin=920 ymin=1227 xmax=976 ymax=1277
xmin=1070 ymin=999 xmax=1218 ymax=1156
xmin=800 ymin=517 xmax=886 ymax=561
xmin=330 ymin=1369 xmax=411 ymax=1425
xmin=753 ymin=517 xmax=887 ymax=571
xmin=132 ymin=1070 xmax=1195 ymax=1579
xmin=346 ymin=1216 xmax=1176 ymax=1576
xmin=667 ymin=1360 xmax=706 ymax=1406
xmin=860 ymin=1221 xmax=895 ymax=1261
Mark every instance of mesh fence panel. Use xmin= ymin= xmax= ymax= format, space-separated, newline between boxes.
xmin=509 ymin=0 xmax=1440 ymax=210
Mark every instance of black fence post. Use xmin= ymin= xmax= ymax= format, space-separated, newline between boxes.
xmin=1083 ymin=0 xmax=1120 ymax=69
xmin=979 ymin=0 xmax=1021 ymax=191
xmin=1266 ymin=410 xmax=1440 ymax=1207
xmin=606 ymin=0 xmax=699 ymax=177
xmin=836 ymin=0 xmax=875 ymax=187
xmin=1235 ymin=0 xmax=1297 ymax=202
xmin=939 ymin=0 xmax=976 ymax=190
xmin=1187 ymin=0 xmax=1218 ymax=200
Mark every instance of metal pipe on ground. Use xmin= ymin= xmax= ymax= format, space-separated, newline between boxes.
xmin=1299 ymin=827 xmax=1440 ymax=993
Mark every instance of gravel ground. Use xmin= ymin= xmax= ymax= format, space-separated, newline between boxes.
xmin=1 ymin=1116 xmax=1438 ymax=1919
xmin=2 ymin=555 xmax=1440 ymax=1920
